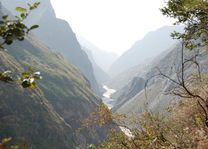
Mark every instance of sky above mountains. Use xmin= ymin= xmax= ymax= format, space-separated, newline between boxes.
xmin=51 ymin=0 xmax=174 ymax=55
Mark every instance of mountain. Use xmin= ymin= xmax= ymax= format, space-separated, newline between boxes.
xmin=77 ymin=36 xmax=118 ymax=72
xmin=111 ymin=77 xmax=146 ymax=111
xmin=1 ymin=0 xmax=100 ymax=95
xmin=107 ymin=43 xmax=177 ymax=90
xmin=110 ymin=43 xmax=208 ymax=115
xmin=113 ymin=43 xmax=182 ymax=114
xmin=0 ymin=4 xmax=113 ymax=149
xmin=109 ymin=26 xmax=183 ymax=77
xmin=107 ymin=63 xmax=151 ymax=91
xmin=82 ymin=47 xmax=110 ymax=85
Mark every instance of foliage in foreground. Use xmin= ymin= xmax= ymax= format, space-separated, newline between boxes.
xmin=87 ymin=1 xmax=208 ymax=148
xmin=86 ymin=100 xmax=208 ymax=149
xmin=0 ymin=137 xmax=27 ymax=149
xmin=0 ymin=2 xmax=41 ymax=88
xmin=160 ymin=0 xmax=208 ymax=126
xmin=0 ymin=2 xmax=41 ymax=147
xmin=161 ymin=0 xmax=208 ymax=49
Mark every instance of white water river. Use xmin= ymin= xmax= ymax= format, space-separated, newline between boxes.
xmin=102 ymin=85 xmax=116 ymax=109
xmin=102 ymin=85 xmax=134 ymax=138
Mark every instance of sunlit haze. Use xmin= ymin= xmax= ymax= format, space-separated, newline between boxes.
xmin=51 ymin=0 xmax=174 ymax=55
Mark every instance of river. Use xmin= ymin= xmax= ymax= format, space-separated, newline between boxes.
xmin=102 ymin=85 xmax=116 ymax=109
xmin=102 ymin=85 xmax=134 ymax=138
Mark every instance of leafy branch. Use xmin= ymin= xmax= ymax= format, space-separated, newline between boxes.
xmin=0 ymin=2 xmax=40 ymax=49
xmin=0 ymin=2 xmax=41 ymax=88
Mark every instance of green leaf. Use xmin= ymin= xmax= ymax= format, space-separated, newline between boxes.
xmin=22 ymin=72 xmax=30 ymax=78
xmin=29 ymin=2 xmax=40 ymax=10
xmin=16 ymin=7 xmax=27 ymax=13
xmin=17 ymin=37 xmax=24 ymax=41
xmin=5 ymin=39 xmax=13 ymax=45
xmin=29 ymin=25 xmax=39 ymax=30
xmin=20 ymin=13 xmax=27 ymax=19
xmin=2 ymin=15 xmax=8 ymax=20
xmin=30 ymin=82 xmax=37 ymax=89
xmin=22 ymin=80 xmax=31 ymax=88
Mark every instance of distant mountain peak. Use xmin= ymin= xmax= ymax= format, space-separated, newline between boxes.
xmin=109 ymin=25 xmax=184 ymax=77
xmin=77 ymin=36 xmax=118 ymax=72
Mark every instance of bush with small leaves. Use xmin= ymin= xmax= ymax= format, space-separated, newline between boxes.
xmin=0 ymin=2 xmax=40 ymax=49
xmin=0 ymin=137 xmax=27 ymax=149
xmin=21 ymin=67 xmax=42 ymax=89
xmin=0 ymin=2 xmax=41 ymax=88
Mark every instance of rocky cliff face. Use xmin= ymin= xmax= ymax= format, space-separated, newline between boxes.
xmin=111 ymin=77 xmax=146 ymax=111
xmin=110 ymin=43 xmax=208 ymax=115
xmin=1 ymin=0 xmax=100 ymax=95
xmin=114 ymin=44 xmax=182 ymax=114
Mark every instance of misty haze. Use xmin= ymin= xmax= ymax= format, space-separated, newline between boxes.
xmin=0 ymin=0 xmax=208 ymax=148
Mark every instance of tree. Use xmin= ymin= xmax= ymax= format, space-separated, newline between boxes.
xmin=91 ymin=1 xmax=208 ymax=148
xmin=0 ymin=2 xmax=42 ymax=88
xmin=158 ymin=0 xmax=208 ymax=126
xmin=161 ymin=0 xmax=208 ymax=49
xmin=88 ymin=106 xmax=208 ymax=148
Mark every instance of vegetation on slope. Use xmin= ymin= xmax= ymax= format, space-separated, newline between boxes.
xmin=89 ymin=99 xmax=208 ymax=149
xmin=87 ymin=0 xmax=208 ymax=148
xmin=0 ymin=3 xmax=111 ymax=148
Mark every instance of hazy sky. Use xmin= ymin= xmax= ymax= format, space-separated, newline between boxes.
xmin=51 ymin=0 xmax=174 ymax=55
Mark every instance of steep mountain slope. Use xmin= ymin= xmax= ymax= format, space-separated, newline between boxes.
xmin=83 ymin=47 xmax=110 ymax=85
xmin=78 ymin=36 xmax=118 ymax=72
xmin=0 ymin=4 xmax=113 ymax=148
xmin=111 ymin=77 xmax=146 ymax=111
xmin=107 ymin=44 xmax=177 ymax=90
xmin=109 ymin=26 xmax=183 ymax=77
xmin=113 ymin=43 xmax=208 ymax=114
xmin=0 ymin=34 xmax=113 ymax=148
xmin=107 ymin=63 xmax=151 ymax=90
xmin=115 ymin=44 xmax=182 ymax=113
xmin=1 ymin=0 xmax=100 ymax=95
